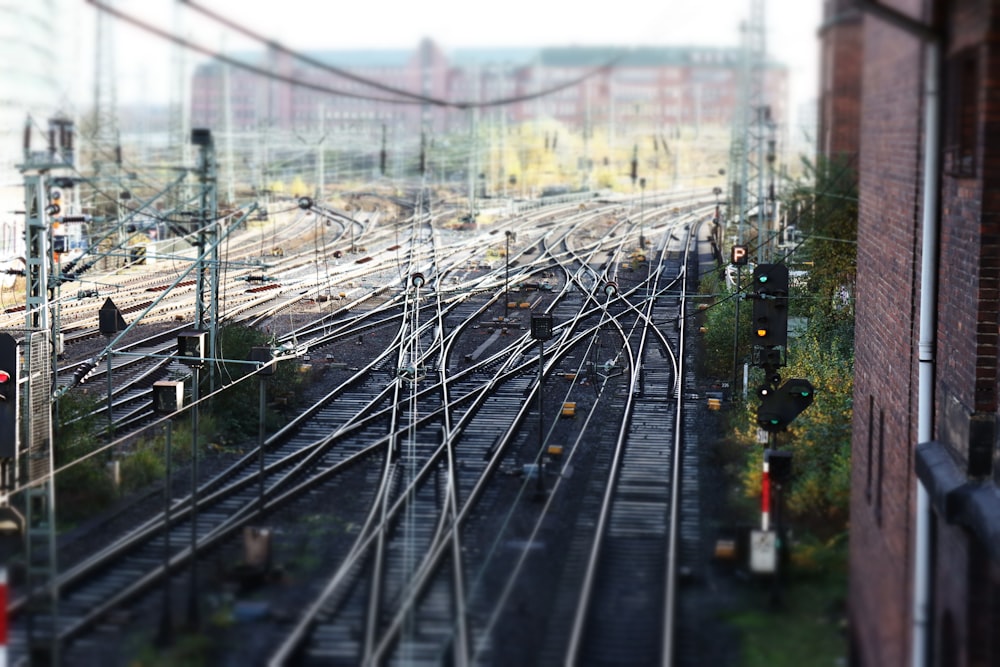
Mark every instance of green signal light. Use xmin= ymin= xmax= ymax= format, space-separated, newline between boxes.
xmin=758 ymin=275 xmax=768 ymax=283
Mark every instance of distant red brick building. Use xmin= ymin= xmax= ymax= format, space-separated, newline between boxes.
xmin=190 ymin=42 xmax=788 ymax=137
xmin=826 ymin=1 xmax=1000 ymax=665
xmin=818 ymin=0 xmax=862 ymax=162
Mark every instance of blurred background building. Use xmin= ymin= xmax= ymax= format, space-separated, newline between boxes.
xmin=0 ymin=1 xmax=69 ymax=257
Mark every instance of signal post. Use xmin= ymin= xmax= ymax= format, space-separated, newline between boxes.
xmin=747 ymin=263 xmax=814 ymax=589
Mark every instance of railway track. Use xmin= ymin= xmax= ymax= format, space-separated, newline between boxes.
xmin=4 ymin=188 xmax=719 ymax=665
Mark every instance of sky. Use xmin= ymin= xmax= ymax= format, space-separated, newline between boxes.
xmin=68 ymin=0 xmax=822 ymax=118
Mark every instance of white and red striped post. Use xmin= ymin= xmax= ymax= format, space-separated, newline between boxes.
xmin=761 ymin=458 xmax=771 ymax=533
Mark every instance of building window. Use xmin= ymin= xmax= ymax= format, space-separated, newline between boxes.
xmin=944 ymin=48 xmax=978 ymax=177
xmin=865 ymin=395 xmax=874 ymax=504
xmin=875 ymin=408 xmax=885 ymax=526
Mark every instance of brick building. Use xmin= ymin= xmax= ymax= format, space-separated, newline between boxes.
xmin=825 ymin=1 xmax=1000 ymax=665
xmin=817 ymin=0 xmax=862 ymax=162
xmin=190 ymin=42 xmax=788 ymax=139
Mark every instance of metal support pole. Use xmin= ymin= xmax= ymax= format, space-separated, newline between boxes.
xmin=770 ymin=479 xmax=784 ymax=609
xmin=504 ymin=231 xmax=511 ymax=320
xmin=639 ymin=177 xmax=646 ymax=250
xmin=258 ymin=374 xmax=266 ymax=509
xmin=187 ymin=366 xmax=200 ymax=629
xmin=192 ymin=131 xmax=218 ymax=392
xmin=106 ymin=351 xmax=114 ymax=440
xmin=761 ymin=456 xmax=770 ymax=532
xmin=536 ymin=339 xmax=545 ymax=498
xmin=732 ymin=267 xmax=742 ymax=397
xmin=22 ymin=171 xmax=59 ymax=665
xmin=158 ymin=420 xmax=173 ymax=646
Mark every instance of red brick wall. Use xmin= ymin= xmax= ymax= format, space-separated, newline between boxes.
xmin=936 ymin=0 xmax=993 ymax=424
xmin=931 ymin=4 xmax=1000 ymax=665
xmin=849 ymin=0 xmax=1000 ymax=664
xmin=818 ymin=8 xmax=862 ymax=161
xmin=849 ymin=3 xmax=926 ymax=665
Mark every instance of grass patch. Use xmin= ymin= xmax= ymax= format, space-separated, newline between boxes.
xmin=130 ymin=631 xmax=214 ymax=666
xmin=728 ymin=550 xmax=847 ymax=667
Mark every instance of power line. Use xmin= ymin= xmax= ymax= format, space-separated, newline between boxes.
xmin=88 ymin=0 xmax=420 ymax=106
xmin=181 ymin=0 xmax=452 ymax=107
xmin=91 ymin=0 xmax=626 ymax=110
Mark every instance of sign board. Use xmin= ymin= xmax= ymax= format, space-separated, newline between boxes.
xmin=99 ymin=298 xmax=128 ymax=336
xmin=731 ymin=245 xmax=749 ymax=266
xmin=749 ymin=529 xmax=777 ymax=573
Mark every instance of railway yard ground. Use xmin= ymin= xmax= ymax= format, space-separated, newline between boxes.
xmin=53 ymin=299 xmax=846 ymax=666
xmin=1 ymin=192 xmax=848 ymax=665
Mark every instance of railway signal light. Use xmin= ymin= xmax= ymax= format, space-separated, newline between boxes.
xmin=248 ymin=347 xmax=274 ymax=376
xmin=765 ymin=449 xmax=793 ymax=483
xmin=177 ymin=331 xmax=207 ymax=367
xmin=0 ymin=334 xmax=18 ymax=458
xmin=757 ymin=399 xmax=785 ymax=432
xmin=784 ymin=378 xmax=815 ymax=411
xmin=751 ymin=264 xmax=789 ymax=350
xmin=152 ymin=380 xmax=184 ymax=414
xmin=756 ymin=378 xmax=815 ymax=433
xmin=753 ymin=346 xmax=783 ymax=369
xmin=530 ymin=313 xmax=553 ymax=341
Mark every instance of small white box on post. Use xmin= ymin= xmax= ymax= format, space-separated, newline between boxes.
xmin=152 ymin=380 xmax=185 ymax=414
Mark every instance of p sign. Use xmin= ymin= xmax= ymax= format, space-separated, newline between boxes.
xmin=731 ymin=245 xmax=749 ymax=266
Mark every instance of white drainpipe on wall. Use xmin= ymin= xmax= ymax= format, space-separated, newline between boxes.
xmin=914 ymin=37 xmax=941 ymax=667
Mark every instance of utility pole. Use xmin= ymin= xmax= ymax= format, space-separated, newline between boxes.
xmin=746 ymin=0 xmax=769 ymax=263
xmin=222 ymin=49 xmax=235 ymax=207
xmin=191 ymin=130 xmax=219 ymax=391
xmin=583 ymin=80 xmax=592 ymax=192
xmin=725 ymin=0 xmax=770 ymax=401
xmin=91 ymin=1 xmax=124 ymax=253
xmin=91 ymin=3 xmax=119 ymax=176
xmin=500 ymin=104 xmax=508 ymax=199
xmin=530 ymin=314 xmax=553 ymax=500
xmin=18 ymin=123 xmax=71 ymax=664
xmin=317 ymin=104 xmax=326 ymax=200
xmin=467 ymin=67 xmax=481 ymax=222
xmin=729 ymin=0 xmax=769 ymax=254
xmin=170 ymin=0 xmax=191 ymax=207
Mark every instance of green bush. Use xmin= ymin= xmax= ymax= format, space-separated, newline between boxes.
xmin=54 ymin=392 xmax=116 ymax=525
xmin=697 ymin=269 xmax=751 ymax=381
xmin=50 ymin=325 xmax=306 ymax=526
xmin=120 ymin=445 xmax=165 ymax=495
xmin=57 ymin=458 xmax=119 ymax=525
xmin=209 ymin=325 xmax=304 ymax=441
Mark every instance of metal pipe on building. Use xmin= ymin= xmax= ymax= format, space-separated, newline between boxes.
xmin=913 ymin=36 xmax=941 ymax=667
